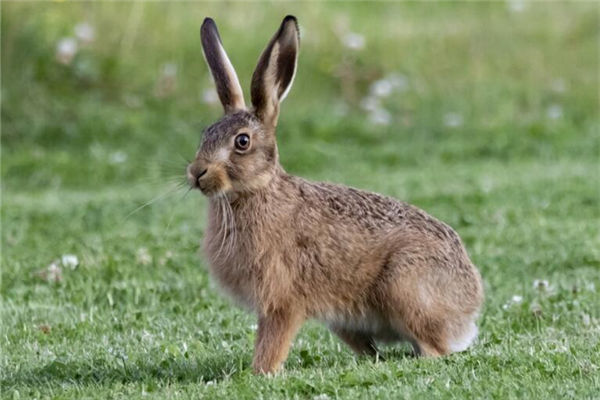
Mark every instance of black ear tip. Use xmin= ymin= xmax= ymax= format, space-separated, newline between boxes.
xmin=282 ymin=15 xmax=298 ymax=27
xmin=201 ymin=17 xmax=217 ymax=33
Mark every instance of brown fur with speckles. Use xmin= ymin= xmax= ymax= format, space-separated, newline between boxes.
xmin=188 ymin=16 xmax=484 ymax=374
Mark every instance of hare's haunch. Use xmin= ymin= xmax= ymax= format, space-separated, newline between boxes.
xmin=186 ymin=16 xmax=484 ymax=374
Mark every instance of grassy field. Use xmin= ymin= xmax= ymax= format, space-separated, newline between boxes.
xmin=2 ymin=2 xmax=599 ymax=399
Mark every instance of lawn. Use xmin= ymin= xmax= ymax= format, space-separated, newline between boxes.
xmin=1 ymin=2 xmax=599 ymax=399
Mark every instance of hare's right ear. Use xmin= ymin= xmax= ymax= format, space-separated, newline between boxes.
xmin=251 ymin=15 xmax=300 ymax=128
xmin=200 ymin=18 xmax=245 ymax=113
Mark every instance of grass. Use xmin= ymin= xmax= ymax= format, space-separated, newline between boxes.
xmin=1 ymin=2 xmax=599 ymax=399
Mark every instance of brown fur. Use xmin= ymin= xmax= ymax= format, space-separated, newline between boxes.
xmin=189 ymin=16 xmax=484 ymax=374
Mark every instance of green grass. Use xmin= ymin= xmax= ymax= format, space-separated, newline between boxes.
xmin=2 ymin=2 xmax=599 ymax=399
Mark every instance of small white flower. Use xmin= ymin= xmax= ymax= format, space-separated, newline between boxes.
xmin=533 ymin=279 xmax=549 ymax=290
xmin=162 ymin=63 xmax=177 ymax=78
xmin=360 ymin=96 xmax=380 ymax=112
xmin=582 ymin=313 xmax=591 ymax=326
xmin=37 ymin=261 xmax=62 ymax=283
xmin=387 ymin=73 xmax=409 ymax=92
xmin=61 ymin=254 xmax=79 ymax=269
xmin=342 ymin=32 xmax=365 ymax=50
xmin=109 ymin=151 xmax=127 ymax=164
xmin=370 ymin=79 xmax=394 ymax=98
xmin=249 ymin=324 xmax=258 ymax=330
xmin=221 ymin=341 xmax=229 ymax=348
xmin=480 ymin=176 xmax=495 ymax=193
xmin=56 ymin=37 xmax=78 ymax=65
xmin=136 ymin=248 xmax=152 ymax=265
xmin=547 ymin=104 xmax=563 ymax=120
xmin=443 ymin=112 xmax=463 ymax=128
xmin=586 ymin=282 xmax=596 ymax=292
xmin=313 ymin=395 xmax=331 ymax=400
xmin=512 ymin=295 xmax=523 ymax=303
xmin=507 ymin=0 xmax=526 ymax=13
xmin=503 ymin=294 xmax=523 ymax=310
xmin=368 ymin=107 xmax=391 ymax=126
xmin=202 ymin=88 xmax=219 ymax=105
xmin=74 ymin=22 xmax=95 ymax=44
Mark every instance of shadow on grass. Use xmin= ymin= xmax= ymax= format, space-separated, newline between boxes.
xmin=3 ymin=343 xmax=421 ymax=391
xmin=2 ymin=353 xmax=249 ymax=390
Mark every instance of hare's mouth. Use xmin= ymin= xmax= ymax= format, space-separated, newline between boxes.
xmin=195 ymin=175 xmax=233 ymax=197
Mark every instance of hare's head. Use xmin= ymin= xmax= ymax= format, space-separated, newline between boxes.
xmin=187 ymin=16 xmax=299 ymax=197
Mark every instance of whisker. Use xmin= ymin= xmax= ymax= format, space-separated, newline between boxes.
xmin=124 ymin=183 xmax=184 ymax=220
xmin=182 ymin=186 xmax=193 ymax=199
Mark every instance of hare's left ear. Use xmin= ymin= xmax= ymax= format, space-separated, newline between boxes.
xmin=251 ymin=15 xmax=299 ymax=127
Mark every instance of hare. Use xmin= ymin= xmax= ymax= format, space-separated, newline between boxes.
xmin=187 ymin=15 xmax=484 ymax=374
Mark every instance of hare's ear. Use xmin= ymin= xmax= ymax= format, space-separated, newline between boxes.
xmin=200 ymin=18 xmax=245 ymax=113
xmin=251 ymin=15 xmax=299 ymax=127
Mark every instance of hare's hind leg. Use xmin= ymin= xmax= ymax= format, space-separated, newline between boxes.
xmin=380 ymin=251 xmax=455 ymax=357
xmin=330 ymin=326 xmax=381 ymax=358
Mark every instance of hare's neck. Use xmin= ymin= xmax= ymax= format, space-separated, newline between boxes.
xmin=228 ymin=170 xmax=291 ymax=219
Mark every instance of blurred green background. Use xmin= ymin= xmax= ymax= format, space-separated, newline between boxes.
xmin=2 ymin=2 xmax=599 ymax=399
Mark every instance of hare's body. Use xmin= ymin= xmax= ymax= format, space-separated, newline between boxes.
xmin=205 ymin=167 xmax=482 ymax=360
xmin=188 ymin=16 xmax=484 ymax=373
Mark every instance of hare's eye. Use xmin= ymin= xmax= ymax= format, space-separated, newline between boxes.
xmin=235 ymin=134 xmax=250 ymax=151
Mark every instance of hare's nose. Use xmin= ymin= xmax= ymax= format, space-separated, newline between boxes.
xmin=187 ymin=162 xmax=209 ymax=187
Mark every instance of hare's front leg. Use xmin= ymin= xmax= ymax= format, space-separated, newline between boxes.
xmin=252 ymin=308 xmax=304 ymax=374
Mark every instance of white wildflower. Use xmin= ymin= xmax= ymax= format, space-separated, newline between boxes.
xmin=480 ymin=176 xmax=495 ymax=193
xmin=360 ymin=95 xmax=380 ymax=112
xmin=582 ymin=313 xmax=591 ymax=326
xmin=313 ymin=395 xmax=331 ymax=400
xmin=507 ymin=0 xmax=526 ymax=13
xmin=38 ymin=261 xmax=62 ymax=283
xmin=342 ymin=32 xmax=365 ymax=50
xmin=586 ymin=282 xmax=595 ymax=292
xmin=387 ymin=73 xmax=409 ymax=92
xmin=74 ymin=22 xmax=95 ymax=44
xmin=109 ymin=151 xmax=127 ymax=164
xmin=56 ymin=37 xmax=78 ymax=65
xmin=61 ymin=254 xmax=79 ymax=269
xmin=370 ymin=79 xmax=394 ymax=98
xmin=443 ymin=112 xmax=463 ymax=128
xmin=533 ymin=279 xmax=549 ymax=291
xmin=512 ymin=295 xmax=523 ymax=303
xmin=503 ymin=294 xmax=523 ymax=310
xmin=546 ymin=104 xmax=563 ymax=120
xmin=368 ymin=107 xmax=391 ymax=126
xmin=136 ymin=248 xmax=152 ymax=265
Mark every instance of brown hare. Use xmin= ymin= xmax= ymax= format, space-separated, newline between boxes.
xmin=187 ymin=15 xmax=484 ymax=374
